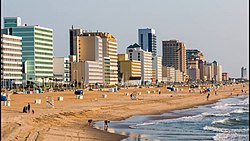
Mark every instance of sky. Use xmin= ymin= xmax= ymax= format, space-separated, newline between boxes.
xmin=1 ymin=0 xmax=249 ymax=78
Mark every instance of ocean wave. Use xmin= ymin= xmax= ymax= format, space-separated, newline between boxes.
xmin=212 ymin=118 xmax=241 ymax=125
xmin=129 ymin=122 xmax=155 ymax=128
xmin=231 ymin=108 xmax=249 ymax=114
xmin=131 ymin=114 xmax=204 ymax=128
xmin=213 ymin=132 xmax=249 ymax=141
xmin=203 ymin=125 xmax=249 ymax=133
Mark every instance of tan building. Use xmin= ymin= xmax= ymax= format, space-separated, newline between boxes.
xmin=70 ymin=36 xmax=103 ymax=85
xmin=175 ymin=70 xmax=184 ymax=82
xmin=83 ymin=32 xmax=118 ymax=85
xmin=187 ymin=59 xmax=200 ymax=81
xmin=222 ymin=72 xmax=229 ymax=81
xmin=162 ymin=40 xmax=186 ymax=73
xmin=118 ymin=54 xmax=141 ymax=85
xmin=162 ymin=66 xmax=175 ymax=82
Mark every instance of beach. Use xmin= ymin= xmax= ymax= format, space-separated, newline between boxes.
xmin=1 ymin=83 xmax=249 ymax=141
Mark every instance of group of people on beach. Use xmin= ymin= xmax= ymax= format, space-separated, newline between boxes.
xmin=87 ymin=119 xmax=110 ymax=131
xmin=23 ymin=103 xmax=34 ymax=114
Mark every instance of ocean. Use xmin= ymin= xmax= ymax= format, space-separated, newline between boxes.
xmin=94 ymin=94 xmax=249 ymax=141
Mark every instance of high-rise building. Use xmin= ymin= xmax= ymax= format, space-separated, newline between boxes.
xmin=70 ymin=36 xmax=104 ymax=85
xmin=212 ymin=61 xmax=222 ymax=82
xmin=241 ymin=67 xmax=247 ymax=80
xmin=3 ymin=17 xmax=53 ymax=83
xmin=69 ymin=28 xmax=83 ymax=62
xmin=204 ymin=63 xmax=212 ymax=81
xmin=70 ymin=29 xmax=118 ymax=85
xmin=138 ymin=28 xmax=157 ymax=57
xmin=186 ymin=49 xmax=204 ymax=80
xmin=152 ymin=56 xmax=162 ymax=83
xmin=162 ymin=40 xmax=186 ymax=73
xmin=127 ymin=43 xmax=152 ymax=85
xmin=84 ymin=32 xmax=118 ymax=85
xmin=1 ymin=34 xmax=22 ymax=88
xmin=53 ymin=57 xmax=70 ymax=84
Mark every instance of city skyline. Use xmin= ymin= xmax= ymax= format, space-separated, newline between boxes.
xmin=1 ymin=0 xmax=249 ymax=78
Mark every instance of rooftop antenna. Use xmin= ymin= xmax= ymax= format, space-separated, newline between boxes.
xmin=72 ymin=25 xmax=74 ymax=30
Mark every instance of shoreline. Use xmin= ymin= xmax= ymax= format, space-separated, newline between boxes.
xmin=92 ymin=93 xmax=249 ymax=140
xmin=1 ymin=84 xmax=249 ymax=141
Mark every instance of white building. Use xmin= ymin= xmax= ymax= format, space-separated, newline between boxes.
xmin=152 ymin=56 xmax=162 ymax=82
xmin=127 ymin=43 xmax=152 ymax=85
xmin=1 ymin=34 xmax=23 ymax=88
xmin=53 ymin=57 xmax=70 ymax=84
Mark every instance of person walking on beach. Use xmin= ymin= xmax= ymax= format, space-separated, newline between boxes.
xmin=104 ymin=120 xmax=109 ymax=131
xmin=88 ymin=119 xmax=93 ymax=126
xmin=32 ymin=109 xmax=35 ymax=114
xmin=23 ymin=106 xmax=27 ymax=113
xmin=207 ymin=93 xmax=210 ymax=101
xmin=27 ymin=103 xmax=31 ymax=113
xmin=159 ymin=91 xmax=161 ymax=95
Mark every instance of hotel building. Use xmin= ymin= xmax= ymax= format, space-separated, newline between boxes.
xmin=127 ymin=43 xmax=152 ymax=85
xmin=118 ymin=54 xmax=141 ymax=85
xmin=1 ymin=34 xmax=22 ymax=87
xmin=70 ymin=36 xmax=104 ymax=85
xmin=3 ymin=17 xmax=53 ymax=83
xmin=162 ymin=40 xmax=186 ymax=74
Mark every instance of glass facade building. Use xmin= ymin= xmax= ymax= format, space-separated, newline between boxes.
xmin=3 ymin=17 xmax=53 ymax=83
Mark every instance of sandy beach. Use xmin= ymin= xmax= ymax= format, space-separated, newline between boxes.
xmin=1 ymin=83 xmax=249 ymax=141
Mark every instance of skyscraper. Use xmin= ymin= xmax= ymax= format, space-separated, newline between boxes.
xmin=162 ymin=40 xmax=186 ymax=74
xmin=69 ymin=28 xmax=118 ymax=85
xmin=69 ymin=28 xmax=83 ymax=62
xmin=70 ymin=36 xmax=104 ymax=85
xmin=83 ymin=32 xmax=118 ymax=85
xmin=138 ymin=28 xmax=157 ymax=57
xmin=241 ymin=67 xmax=247 ymax=80
xmin=3 ymin=17 xmax=53 ymax=83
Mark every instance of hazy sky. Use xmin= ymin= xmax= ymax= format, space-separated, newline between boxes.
xmin=1 ymin=0 xmax=249 ymax=78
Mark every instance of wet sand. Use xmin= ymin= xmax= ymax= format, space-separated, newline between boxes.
xmin=1 ymin=83 xmax=248 ymax=141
